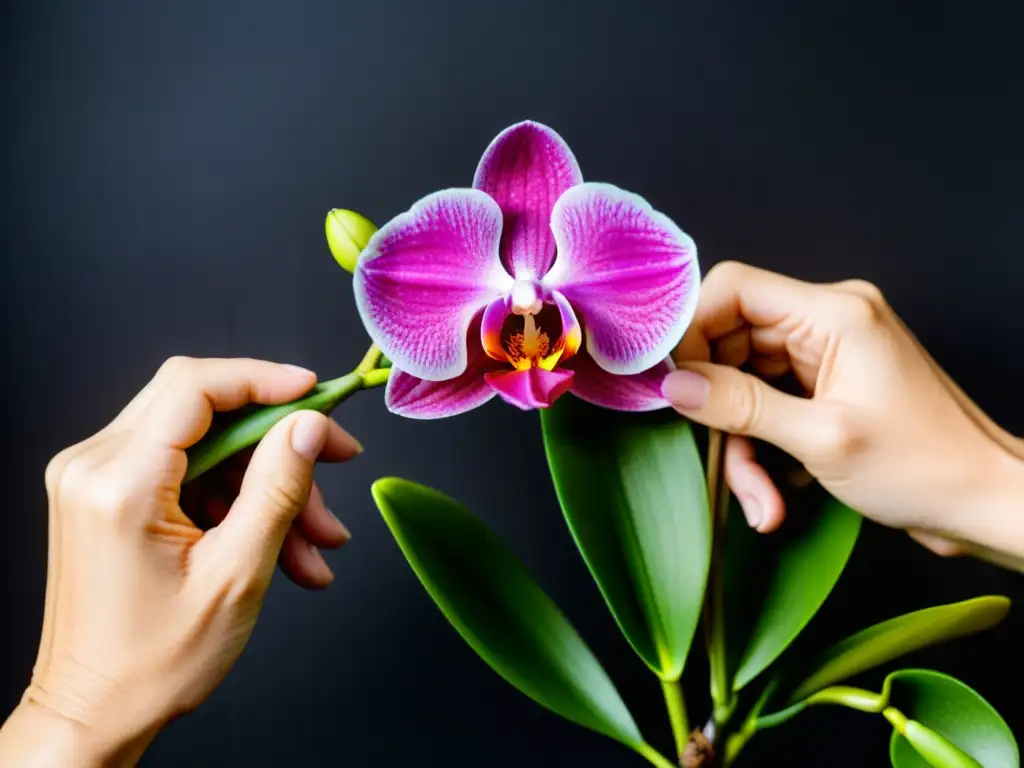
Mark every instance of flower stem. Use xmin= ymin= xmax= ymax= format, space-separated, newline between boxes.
xmin=356 ymin=342 xmax=383 ymax=373
xmin=661 ymin=678 xmax=689 ymax=759
xmin=183 ymin=346 xmax=391 ymax=483
xmin=635 ymin=742 xmax=679 ymax=768
xmin=361 ymin=367 xmax=390 ymax=388
xmin=703 ymin=428 xmax=734 ymax=725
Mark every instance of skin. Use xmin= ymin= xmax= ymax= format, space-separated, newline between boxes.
xmin=0 ymin=357 xmax=361 ymax=767
xmin=665 ymin=261 xmax=1024 ymax=569
xmin=2 ymin=264 xmax=1023 ymax=765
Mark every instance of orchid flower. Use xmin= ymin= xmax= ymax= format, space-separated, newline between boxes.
xmin=353 ymin=121 xmax=700 ymax=417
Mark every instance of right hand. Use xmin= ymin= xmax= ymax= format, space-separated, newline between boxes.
xmin=665 ymin=262 xmax=1024 ymax=566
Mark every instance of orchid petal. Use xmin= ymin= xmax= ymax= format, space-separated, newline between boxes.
xmin=473 ymin=121 xmax=583 ymax=281
xmin=480 ymin=296 xmax=510 ymax=362
xmin=550 ymin=290 xmax=582 ymax=363
xmin=354 ymin=189 xmax=514 ymax=382
xmin=545 ymin=183 xmax=700 ymax=376
xmin=567 ymin=353 xmax=674 ymax=412
xmin=484 ymin=367 xmax=575 ymax=411
xmin=385 ymin=329 xmax=500 ymax=419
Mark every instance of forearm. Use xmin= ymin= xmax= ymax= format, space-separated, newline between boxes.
xmin=0 ymin=697 xmax=157 ymax=768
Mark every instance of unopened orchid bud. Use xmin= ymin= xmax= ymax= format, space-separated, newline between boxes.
xmin=325 ymin=209 xmax=377 ymax=273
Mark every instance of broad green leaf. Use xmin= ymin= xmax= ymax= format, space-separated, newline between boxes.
xmin=888 ymin=670 xmax=1018 ymax=768
xmin=788 ymin=597 xmax=1010 ymax=703
xmin=541 ymin=398 xmax=710 ymax=680
xmin=723 ymin=493 xmax=861 ymax=691
xmin=372 ymin=477 xmax=643 ymax=749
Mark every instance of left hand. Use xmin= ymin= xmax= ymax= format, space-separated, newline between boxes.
xmin=0 ymin=356 xmax=362 ymax=767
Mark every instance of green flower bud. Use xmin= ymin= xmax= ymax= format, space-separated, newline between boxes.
xmin=325 ymin=209 xmax=377 ymax=273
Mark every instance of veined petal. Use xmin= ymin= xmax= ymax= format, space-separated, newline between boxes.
xmin=354 ymin=189 xmax=514 ymax=382
xmin=484 ymin=367 xmax=575 ymax=411
xmin=545 ymin=183 xmax=700 ymax=376
xmin=567 ymin=353 xmax=674 ymax=412
xmin=386 ymin=329 xmax=500 ymax=419
xmin=473 ymin=121 xmax=583 ymax=281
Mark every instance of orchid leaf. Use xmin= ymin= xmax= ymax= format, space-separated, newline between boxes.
xmin=723 ymin=492 xmax=861 ymax=692
xmin=371 ymin=477 xmax=644 ymax=750
xmin=540 ymin=398 xmax=710 ymax=682
xmin=787 ymin=597 xmax=1011 ymax=704
xmin=887 ymin=670 xmax=1018 ymax=768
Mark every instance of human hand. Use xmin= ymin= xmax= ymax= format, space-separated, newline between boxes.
xmin=0 ymin=357 xmax=361 ymax=767
xmin=665 ymin=262 xmax=1024 ymax=565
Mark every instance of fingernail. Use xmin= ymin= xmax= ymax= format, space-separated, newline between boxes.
xmin=283 ymin=364 xmax=315 ymax=377
xmin=661 ymin=369 xmax=710 ymax=410
xmin=306 ymin=539 xmax=335 ymax=585
xmin=327 ymin=508 xmax=352 ymax=541
xmin=738 ymin=494 xmax=763 ymax=530
xmin=291 ymin=412 xmax=328 ymax=461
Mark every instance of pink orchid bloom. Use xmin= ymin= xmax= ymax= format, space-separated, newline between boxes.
xmin=353 ymin=121 xmax=700 ymax=418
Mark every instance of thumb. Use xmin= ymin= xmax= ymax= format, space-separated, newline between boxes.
xmin=662 ymin=362 xmax=834 ymax=461
xmin=210 ymin=410 xmax=330 ymax=588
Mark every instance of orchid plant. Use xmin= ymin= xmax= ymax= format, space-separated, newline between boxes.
xmin=185 ymin=121 xmax=1018 ymax=768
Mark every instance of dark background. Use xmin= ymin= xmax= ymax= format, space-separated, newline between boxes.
xmin=2 ymin=1 xmax=1022 ymax=765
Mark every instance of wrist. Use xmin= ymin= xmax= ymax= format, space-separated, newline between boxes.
xmin=958 ymin=444 xmax=1024 ymax=570
xmin=0 ymin=693 xmax=160 ymax=768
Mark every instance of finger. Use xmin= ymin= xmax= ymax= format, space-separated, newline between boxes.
xmin=673 ymin=320 xmax=711 ymax=364
xmin=724 ymin=435 xmax=786 ymax=533
xmin=692 ymin=261 xmax=816 ymax=340
xmin=662 ymin=362 xmax=851 ymax=462
xmin=713 ymin=326 xmax=751 ymax=368
xmin=749 ymin=325 xmax=791 ymax=357
xmin=750 ymin=352 xmax=791 ymax=380
xmin=278 ymin=526 xmax=335 ymax=590
xmin=907 ymin=529 xmax=966 ymax=558
xmin=197 ymin=410 xmax=329 ymax=591
xmin=319 ymin=419 xmax=364 ymax=463
xmin=137 ymin=357 xmax=317 ymax=451
xmin=297 ymin=483 xmax=351 ymax=548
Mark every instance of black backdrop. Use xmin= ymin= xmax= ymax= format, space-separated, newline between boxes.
xmin=2 ymin=1 xmax=1022 ymax=766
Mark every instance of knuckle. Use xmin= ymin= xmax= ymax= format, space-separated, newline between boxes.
xmin=816 ymin=409 xmax=866 ymax=461
xmin=44 ymin=449 xmax=74 ymax=492
xmin=83 ymin=471 xmax=137 ymax=522
xmin=259 ymin=474 xmax=309 ymax=519
xmin=721 ymin=376 xmax=764 ymax=435
xmin=834 ymin=292 xmax=885 ymax=329
xmin=706 ymin=260 xmax=748 ymax=286
xmin=838 ymin=278 xmax=886 ymax=307
xmin=158 ymin=355 xmax=193 ymax=378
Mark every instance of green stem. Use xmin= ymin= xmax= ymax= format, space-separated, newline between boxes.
xmin=361 ymin=367 xmax=390 ymax=388
xmin=356 ymin=343 xmax=383 ymax=373
xmin=804 ymin=686 xmax=885 ymax=713
xmin=883 ymin=707 xmax=909 ymax=732
xmin=723 ymin=723 xmax=755 ymax=767
xmin=703 ymin=428 xmax=734 ymax=725
xmin=183 ymin=353 xmax=391 ymax=483
xmin=661 ymin=678 xmax=689 ymax=759
xmin=635 ymin=742 xmax=678 ymax=768
xmin=726 ymin=685 xmax=888 ymax=766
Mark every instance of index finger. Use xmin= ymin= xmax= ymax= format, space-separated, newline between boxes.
xmin=136 ymin=357 xmax=318 ymax=450
xmin=674 ymin=261 xmax=816 ymax=362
